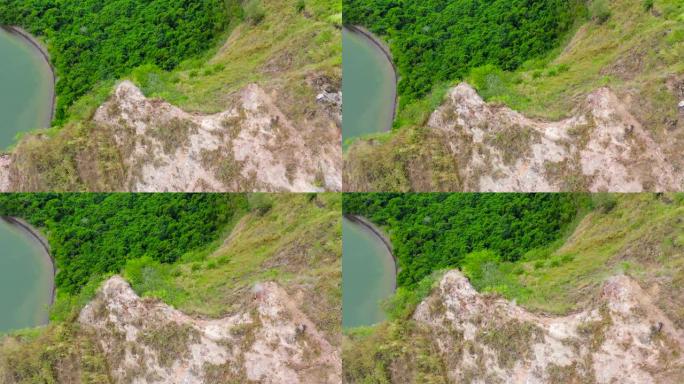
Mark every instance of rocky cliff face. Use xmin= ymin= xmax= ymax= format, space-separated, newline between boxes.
xmin=91 ymin=80 xmax=341 ymax=192
xmin=428 ymin=83 xmax=683 ymax=192
xmin=79 ymin=276 xmax=341 ymax=384
xmin=0 ymin=78 xmax=341 ymax=192
xmin=414 ymin=270 xmax=684 ymax=384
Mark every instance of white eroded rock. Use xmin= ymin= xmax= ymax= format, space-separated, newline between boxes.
xmin=428 ymin=83 xmax=683 ymax=192
xmin=90 ymin=80 xmax=341 ymax=192
xmin=79 ymin=276 xmax=341 ymax=384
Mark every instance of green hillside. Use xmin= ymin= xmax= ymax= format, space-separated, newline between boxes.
xmin=0 ymin=193 xmax=341 ymax=382
xmin=345 ymin=0 xmax=684 ymax=191
xmin=343 ymin=193 xmax=586 ymax=289
xmin=343 ymin=193 xmax=684 ymax=382
xmin=5 ymin=0 xmax=341 ymax=191
xmin=0 ymin=0 xmax=233 ymax=121
xmin=344 ymin=0 xmax=585 ymax=105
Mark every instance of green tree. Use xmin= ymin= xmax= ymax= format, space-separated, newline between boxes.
xmin=0 ymin=0 xmax=236 ymax=121
xmin=343 ymin=0 xmax=586 ymax=106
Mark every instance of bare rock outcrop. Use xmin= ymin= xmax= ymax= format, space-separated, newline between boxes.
xmin=0 ymin=155 xmax=11 ymax=191
xmin=79 ymin=276 xmax=341 ymax=384
xmin=429 ymin=83 xmax=683 ymax=192
xmin=414 ymin=270 xmax=684 ymax=383
xmin=91 ymin=81 xmax=341 ymax=192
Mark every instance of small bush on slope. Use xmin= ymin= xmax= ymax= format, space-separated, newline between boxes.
xmin=244 ymin=0 xmax=266 ymax=25
xmin=590 ymin=0 xmax=612 ymax=24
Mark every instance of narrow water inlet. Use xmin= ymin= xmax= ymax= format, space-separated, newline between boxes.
xmin=342 ymin=215 xmax=397 ymax=328
xmin=0 ymin=217 xmax=54 ymax=333
xmin=342 ymin=26 xmax=397 ymax=147
xmin=0 ymin=26 xmax=55 ymax=149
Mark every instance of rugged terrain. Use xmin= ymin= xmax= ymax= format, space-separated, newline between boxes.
xmin=413 ymin=270 xmax=683 ymax=383
xmin=343 ymin=194 xmax=684 ymax=383
xmin=0 ymin=194 xmax=342 ymax=383
xmin=344 ymin=0 xmax=684 ymax=192
xmin=81 ymin=80 xmax=339 ymax=192
xmin=0 ymin=0 xmax=341 ymax=192
xmin=424 ymin=83 xmax=682 ymax=192
xmin=79 ymin=276 xmax=340 ymax=383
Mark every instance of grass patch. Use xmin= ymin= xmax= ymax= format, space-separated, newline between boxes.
xmin=139 ymin=322 xmax=201 ymax=368
xmin=343 ymin=321 xmax=447 ymax=383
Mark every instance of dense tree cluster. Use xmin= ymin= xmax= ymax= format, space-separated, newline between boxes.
xmin=0 ymin=194 xmax=247 ymax=294
xmin=0 ymin=0 xmax=237 ymax=120
xmin=343 ymin=0 xmax=585 ymax=103
xmin=343 ymin=193 xmax=586 ymax=288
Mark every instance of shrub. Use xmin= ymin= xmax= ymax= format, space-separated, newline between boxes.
xmin=248 ymin=193 xmax=273 ymax=216
xmin=385 ymin=271 xmax=443 ymax=320
xmin=296 ymin=0 xmax=306 ymax=13
xmin=592 ymin=193 xmax=618 ymax=213
xmin=590 ymin=0 xmax=611 ymax=24
xmin=643 ymin=0 xmax=654 ymax=11
xmin=244 ymin=0 xmax=266 ymax=25
xmin=123 ymin=256 xmax=181 ymax=303
xmin=468 ymin=65 xmax=508 ymax=99
xmin=557 ymin=64 xmax=571 ymax=73
xmin=462 ymin=250 xmax=502 ymax=289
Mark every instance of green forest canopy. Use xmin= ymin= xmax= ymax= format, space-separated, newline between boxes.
xmin=0 ymin=194 xmax=247 ymax=294
xmin=343 ymin=0 xmax=586 ymax=105
xmin=0 ymin=0 xmax=238 ymax=121
xmin=343 ymin=193 xmax=587 ymax=289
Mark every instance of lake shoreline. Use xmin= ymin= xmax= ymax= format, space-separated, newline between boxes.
xmin=344 ymin=214 xmax=398 ymax=291
xmin=2 ymin=217 xmax=55 ymax=309
xmin=1 ymin=25 xmax=56 ymax=128
xmin=344 ymin=25 xmax=397 ymax=133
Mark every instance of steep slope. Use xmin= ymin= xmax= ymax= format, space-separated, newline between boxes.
xmin=0 ymin=194 xmax=342 ymax=383
xmin=424 ymin=83 xmax=681 ymax=191
xmin=79 ymin=276 xmax=340 ymax=383
xmin=343 ymin=194 xmax=684 ymax=383
xmin=0 ymin=0 xmax=341 ymax=192
xmin=344 ymin=0 xmax=684 ymax=192
xmin=412 ymin=270 xmax=683 ymax=383
xmin=79 ymin=80 xmax=339 ymax=192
